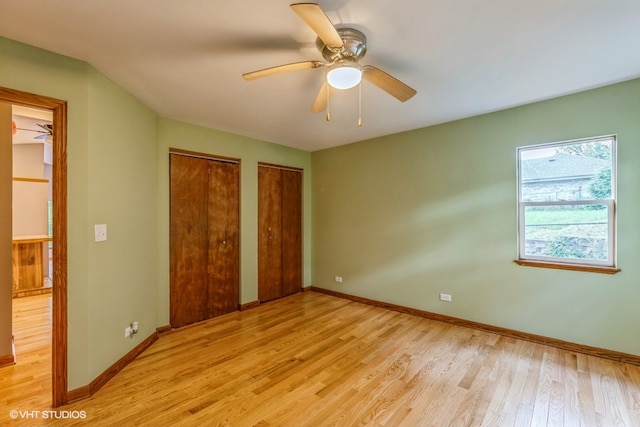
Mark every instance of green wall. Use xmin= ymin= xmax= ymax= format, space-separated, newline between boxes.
xmin=2 ymin=33 xmax=639 ymax=398
xmin=155 ymin=118 xmax=312 ymax=325
xmin=85 ymin=68 xmax=159 ymax=380
xmin=1 ymin=36 xmax=312 ymax=390
xmin=1 ymin=37 xmax=160 ymax=388
xmin=312 ymin=78 xmax=640 ymax=356
xmin=2 ymin=37 xmax=90 ymax=388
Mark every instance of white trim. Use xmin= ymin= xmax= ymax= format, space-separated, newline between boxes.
xmin=519 ymin=200 xmax=614 ymax=267
xmin=517 ymin=136 xmax=617 ymax=269
xmin=518 ymin=134 xmax=616 ymax=153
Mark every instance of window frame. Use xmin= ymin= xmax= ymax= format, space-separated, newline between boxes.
xmin=516 ymin=135 xmax=618 ymax=271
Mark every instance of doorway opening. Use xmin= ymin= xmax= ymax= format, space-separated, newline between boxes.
xmin=12 ymin=106 xmax=54 ymax=297
xmin=1 ymin=87 xmax=68 ymax=407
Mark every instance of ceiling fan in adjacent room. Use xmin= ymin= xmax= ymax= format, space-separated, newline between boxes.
xmin=242 ymin=3 xmax=417 ymax=122
xmin=34 ymin=123 xmax=53 ymax=139
xmin=13 ymin=121 xmax=53 ymax=140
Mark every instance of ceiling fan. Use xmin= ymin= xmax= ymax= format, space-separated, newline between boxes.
xmin=13 ymin=122 xmax=53 ymax=140
xmin=242 ymin=3 xmax=417 ymax=119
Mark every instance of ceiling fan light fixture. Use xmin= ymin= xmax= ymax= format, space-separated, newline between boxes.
xmin=326 ymin=61 xmax=362 ymax=90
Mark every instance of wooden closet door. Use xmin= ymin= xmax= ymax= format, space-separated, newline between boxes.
xmin=170 ymin=154 xmax=209 ymax=327
xmin=281 ymin=169 xmax=302 ymax=296
xmin=258 ymin=165 xmax=282 ymax=302
xmin=207 ymin=161 xmax=240 ymax=317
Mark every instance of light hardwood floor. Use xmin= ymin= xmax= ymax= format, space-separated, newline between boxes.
xmin=1 ymin=294 xmax=52 ymax=420
xmin=2 ymin=292 xmax=640 ymax=426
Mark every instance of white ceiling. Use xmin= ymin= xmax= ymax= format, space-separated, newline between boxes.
xmin=1 ymin=0 xmax=639 ymax=151
xmin=12 ymin=107 xmax=53 ymax=145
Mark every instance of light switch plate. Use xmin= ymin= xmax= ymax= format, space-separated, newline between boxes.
xmin=94 ymin=224 xmax=107 ymax=242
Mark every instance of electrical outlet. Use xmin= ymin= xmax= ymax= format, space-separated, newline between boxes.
xmin=439 ymin=293 xmax=452 ymax=302
xmin=124 ymin=326 xmax=132 ymax=338
xmin=95 ymin=224 xmax=107 ymax=242
xmin=335 ymin=276 xmax=343 ymax=283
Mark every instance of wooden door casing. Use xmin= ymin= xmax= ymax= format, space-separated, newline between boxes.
xmin=0 ymin=87 xmax=68 ymax=407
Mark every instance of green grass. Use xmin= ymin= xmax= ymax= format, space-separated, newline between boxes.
xmin=525 ymin=208 xmax=607 ymax=224
xmin=524 ymin=208 xmax=608 ymax=240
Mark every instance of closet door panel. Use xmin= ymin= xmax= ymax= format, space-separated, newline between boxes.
xmin=281 ymin=169 xmax=302 ymax=296
xmin=170 ymin=154 xmax=209 ymax=327
xmin=207 ymin=161 xmax=240 ymax=317
xmin=258 ymin=166 xmax=283 ymax=302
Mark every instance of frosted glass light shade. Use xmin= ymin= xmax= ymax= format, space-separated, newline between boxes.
xmin=327 ymin=62 xmax=362 ymax=89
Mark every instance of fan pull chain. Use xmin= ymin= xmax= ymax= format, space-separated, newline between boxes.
xmin=358 ymin=82 xmax=362 ymax=126
xmin=326 ymin=81 xmax=331 ymax=122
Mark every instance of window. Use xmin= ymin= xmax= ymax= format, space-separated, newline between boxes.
xmin=517 ymin=135 xmax=617 ymax=271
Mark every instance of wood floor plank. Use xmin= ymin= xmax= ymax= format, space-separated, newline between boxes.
xmin=594 ymin=355 xmax=636 ymax=425
xmin=1 ymin=294 xmax=52 ymax=420
xmin=3 ymin=292 xmax=640 ymax=426
xmin=562 ymin=352 xmax=581 ymax=425
xmin=622 ymin=364 xmax=640 ymax=423
xmin=451 ymin=337 xmax=511 ymax=426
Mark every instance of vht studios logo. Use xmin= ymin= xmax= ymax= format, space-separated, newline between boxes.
xmin=9 ymin=409 xmax=87 ymax=420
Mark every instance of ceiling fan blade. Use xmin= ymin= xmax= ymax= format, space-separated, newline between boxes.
xmin=362 ymin=65 xmax=417 ymax=102
xmin=290 ymin=3 xmax=344 ymax=50
xmin=311 ymin=80 xmax=329 ymax=112
xmin=243 ymin=61 xmax=324 ymax=81
xmin=37 ymin=123 xmax=53 ymax=134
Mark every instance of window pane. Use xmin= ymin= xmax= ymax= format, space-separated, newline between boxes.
xmin=520 ymin=138 xmax=613 ymax=202
xmin=523 ymin=204 xmax=609 ymax=261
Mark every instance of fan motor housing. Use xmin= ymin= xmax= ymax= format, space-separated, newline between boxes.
xmin=316 ymin=28 xmax=367 ymax=63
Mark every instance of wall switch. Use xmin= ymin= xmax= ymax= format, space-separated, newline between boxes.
xmin=335 ymin=276 xmax=343 ymax=283
xmin=94 ymin=224 xmax=107 ymax=242
xmin=439 ymin=293 xmax=452 ymax=302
